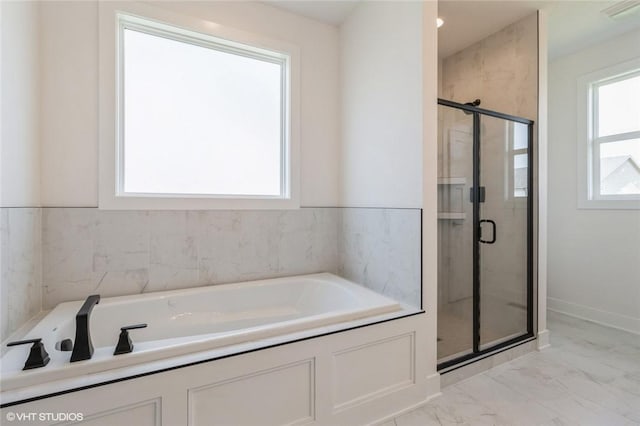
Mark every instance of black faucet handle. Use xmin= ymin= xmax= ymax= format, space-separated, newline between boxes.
xmin=7 ymin=338 xmax=50 ymax=370
xmin=7 ymin=338 xmax=43 ymax=347
xmin=114 ymin=323 xmax=147 ymax=355
xmin=121 ymin=323 xmax=147 ymax=331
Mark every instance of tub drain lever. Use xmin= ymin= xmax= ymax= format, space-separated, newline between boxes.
xmin=7 ymin=338 xmax=50 ymax=370
xmin=114 ymin=324 xmax=148 ymax=355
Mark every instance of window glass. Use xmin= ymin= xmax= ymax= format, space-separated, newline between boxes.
xmin=514 ymin=153 xmax=528 ymax=197
xmin=122 ymin=27 xmax=285 ymax=197
xmin=597 ymin=74 xmax=640 ymax=137
xmin=513 ymin=122 xmax=528 ymax=150
xmin=599 ymin=138 xmax=640 ymax=195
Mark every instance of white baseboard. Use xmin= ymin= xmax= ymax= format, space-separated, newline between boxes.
xmin=537 ymin=329 xmax=550 ymax=350
xmin=548 ymin=297 xmax=640 ymax=335
xmin=369 ymin=373 xmax=441 ymax=426
xmin=369 ymin=395 xmax=439 ymax=426
xmin=424 ymin=372 xmax=441 ymax=398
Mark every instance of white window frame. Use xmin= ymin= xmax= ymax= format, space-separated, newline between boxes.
xmin=577 ymin=57 xmax=640 ymax=210
xmin=98 ymin=2 xmax=300 ymax=210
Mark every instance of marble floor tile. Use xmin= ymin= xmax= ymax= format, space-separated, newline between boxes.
xmin=393 ymin=312 xmax=640 ymax=426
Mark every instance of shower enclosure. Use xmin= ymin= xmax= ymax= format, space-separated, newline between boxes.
xmin=437 ymin=99 xmax=534 ymax=370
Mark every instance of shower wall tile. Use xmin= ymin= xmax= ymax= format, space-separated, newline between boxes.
xmin=41 ymin=208 xmax=340 ymax=308
xmin=338 ymin=208 xmax=422 ymax=308
xmin=0 ymin=208 xmax=42 ymax=341
xmin=441 ymin=13 xmax=538 ymax=121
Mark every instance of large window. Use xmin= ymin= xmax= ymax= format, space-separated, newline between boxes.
xmin=99 ymin=6 xmax=299 ymax=209
xmin=578 ymin=59 xmax=640 ymax=209
xmin=120 ymin=16 xmax=289 ymax=199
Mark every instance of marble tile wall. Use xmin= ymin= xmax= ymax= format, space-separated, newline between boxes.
xmin=41 ymin=208 xmax=340 ymax=308
xmin=338 ymin=208 xmax=422 ymax=308
xmin=0 ymin=208 xmax=42 ymax=341
xmin=1 ymin=206 xmax=422 ymax=333
xmin=441 ymin=13 xmax=538 ymax=121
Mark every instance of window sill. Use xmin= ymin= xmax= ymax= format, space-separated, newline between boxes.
xmin=577 ymin=198 xmax=640 ymax=210
xmin=98 ymin=194 xmax=300 ymax=210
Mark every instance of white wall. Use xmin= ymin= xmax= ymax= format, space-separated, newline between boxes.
xmin=421 ymin=0 xmax=440 ymax=394
xmin=537 ymin=10 xmax=549 ymax=347
xmin=1 ymin=0 xmax=40 ymax=207
xmin=548 ymin=28 xmax=640 ymax=334
xmin=39 ymin=1 xmax=340 ymax=207
xmin=40 ymin=1 xmax=98 ymax=207
xmin=0 ymin=1 xmax=43 ymax=341
xmin=340 ymin=1 xmax=423 ymax=208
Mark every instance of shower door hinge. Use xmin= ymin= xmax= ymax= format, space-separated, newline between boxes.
xmin=469 ymin=187 xmax=485 ymax=203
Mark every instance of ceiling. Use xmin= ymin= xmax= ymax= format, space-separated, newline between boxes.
xmin=264 ymin=0 xmax=640 ymax=60
xmin=438 ymin=1 xmax=543 ymax=57
xmin=543 ymin=0 xmax=640 ymax=59
xmin=265 ymin=1 xmax=359 ymax=26
xmin=439 ymin=0 xmax=640 ymax=59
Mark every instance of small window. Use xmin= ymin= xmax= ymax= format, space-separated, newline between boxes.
xmin=506 ymin=121 xmax=530 ymax=201
xmin=589 ymin=70 xmax=640 ymax=201
xmin=118 ymin=15 xmax=290 ymax=200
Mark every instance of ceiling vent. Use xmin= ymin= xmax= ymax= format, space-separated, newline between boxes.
xmin=601 ymin=0 xmax=640 ymax=18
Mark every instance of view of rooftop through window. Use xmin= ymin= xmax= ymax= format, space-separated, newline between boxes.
xmin=593 ymin=71 xmax=640 ymax=196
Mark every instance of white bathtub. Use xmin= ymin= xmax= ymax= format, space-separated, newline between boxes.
xmin=1 ymin=273 xmax=401 ymax=392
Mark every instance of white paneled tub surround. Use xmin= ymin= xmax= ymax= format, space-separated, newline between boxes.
xmin=1 ymin=274 xmax=402 ymax=393
xmin=0 ymin=313 xmax=434 ymax=426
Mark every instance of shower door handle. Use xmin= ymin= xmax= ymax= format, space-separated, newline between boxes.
xmin=479 ymin=219 xmax=496 ymax=244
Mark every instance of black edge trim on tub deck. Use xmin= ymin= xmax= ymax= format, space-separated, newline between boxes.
xmin=0 ymin=310 xmax=425 ymax=408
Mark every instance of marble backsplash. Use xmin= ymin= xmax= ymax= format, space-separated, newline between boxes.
xmin=338 ymin=208 xmax=421 ymax=308
xmin=1 ymin=207 xmax=421 ymax=340
xmin=0 ymin=208 xmax=42 ymax=341
xmin=41 ymin=208 xmax=339 ymax=308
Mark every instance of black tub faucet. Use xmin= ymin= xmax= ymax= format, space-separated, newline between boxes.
xmin=70 ymin=294 xmax=100 ymax=362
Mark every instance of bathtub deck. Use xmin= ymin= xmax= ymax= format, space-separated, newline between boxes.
xmin=0 ymin=306 xmax=421 ymax=405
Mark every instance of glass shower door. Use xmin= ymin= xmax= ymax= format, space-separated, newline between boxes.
xmin=437 ymin=98 xmax=534 ymax=369
xmin=437 ymin=104 xmax=474 ymax=362
xmin=478 ymin=117 xmax=531 ymax=350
